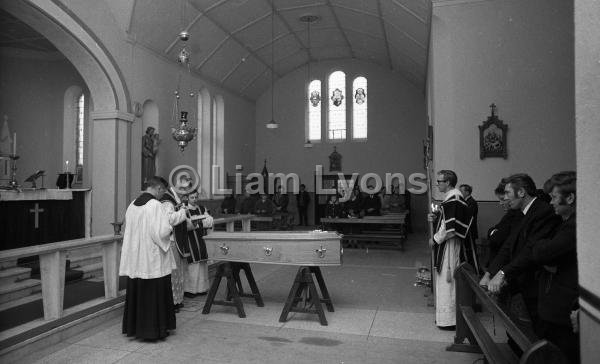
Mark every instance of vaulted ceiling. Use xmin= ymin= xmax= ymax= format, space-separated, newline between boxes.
xmin=129 ymin=0 xmax=432 ymax=100
xmin=0 ymin=1 xmax=432 ymax=101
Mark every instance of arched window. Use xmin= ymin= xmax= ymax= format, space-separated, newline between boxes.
xmin=197 ymin=88 xmax=212 ymax=199
xmin=328 ymin=71 xmax=346 ymax=140
xmin=307 ymin=80 xmax=321 ymax=141
xmin=212 ymin=95 xmax=225 ymax=199
xmin=75 ymin=94 xmax=85 ymax=182
xmin=63 ymin=85 xmax=87 ymax=184
xmin=352 ymin=76 xmax=368 ymax=139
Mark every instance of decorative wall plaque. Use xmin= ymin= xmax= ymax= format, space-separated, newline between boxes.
xmin=479 ymin=103 xmax=508 ymax=159
xmin=329 ymin=146 xmax=342 ymax=172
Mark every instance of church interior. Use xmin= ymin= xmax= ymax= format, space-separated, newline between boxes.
xmin=0 ymin=0 xmax=599 ymax=363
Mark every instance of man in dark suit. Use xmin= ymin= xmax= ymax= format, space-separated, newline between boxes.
xmin=481 ymin=173 xmax=561 ymax=327
xmin=296 ymin=184 xmax=310 ymax=226
xmin=485 ymin=179 xmax=523 ymax=266
xmin=531 ymin=172 xmax=578 ymax=363
xmin=460 ymin=184 xmax=479 ymax=241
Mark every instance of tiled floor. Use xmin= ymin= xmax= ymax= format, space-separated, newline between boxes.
xmin=18 ymin=234 xmax=483 ymax=363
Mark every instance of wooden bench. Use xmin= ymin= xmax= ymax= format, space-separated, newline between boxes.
xmin=448 ymin=263 xmax=567 ymax=364
xmin=342 ymin=233 xmax=405 ymax=250
xmin=321 ymin=213 xmax=407 ymax=250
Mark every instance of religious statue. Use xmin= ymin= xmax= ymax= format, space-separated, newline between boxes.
xmin=142 ymin=126 xmax=160 ymax=187
xmin=329 ymin=146 xmax=342 ymax=172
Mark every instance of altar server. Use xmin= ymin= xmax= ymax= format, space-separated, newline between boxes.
xmin=120 ymin=176 xmax=187 ymax=340
xmin=428 ymin=170 xmax=477 ymax=329
xmin=184 ymin=189 xmax=214 ymax=296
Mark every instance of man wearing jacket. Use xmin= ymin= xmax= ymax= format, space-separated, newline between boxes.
xmin=481 ymin=174 xmax=561 ymax=328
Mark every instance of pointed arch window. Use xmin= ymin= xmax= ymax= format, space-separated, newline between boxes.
xmin=352 ymin=76 xmax=368 ymax=139
xmin=327 ymin=71 xmax=346 ymax=140
xmin=75 ymin=93 xmax=85 ymax=181
xmin=307 ymin=80 xmax=321 ymax=141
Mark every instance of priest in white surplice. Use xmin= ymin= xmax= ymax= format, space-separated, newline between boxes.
xmin=120 ymin=176 xmax=188 ymax=340
xmin=428 ymin=170 xmax=477 ymax=329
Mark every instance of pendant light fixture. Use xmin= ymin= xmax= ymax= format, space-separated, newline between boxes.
xmin=266 ymin=1 xmax=278 ymax=129
xmin=301 ymin=14 xmax=319 ymax=147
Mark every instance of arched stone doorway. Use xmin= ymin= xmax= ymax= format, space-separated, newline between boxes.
xmin=1 ymin=0 xmax=132 ymax=235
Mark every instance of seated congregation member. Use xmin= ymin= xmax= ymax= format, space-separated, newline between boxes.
xmin=482 ymin=173 xmax=561 ymax=330
xmin=254 ymin=194 xmax=275 ymax=216
xmin=220 ymin=193 xmax=237 ymax=214
xmin=239 ymin=191 xmax=258 ymax=214
xmin=273 ymin=185 xmax=289 ymax=213
xmin=325 ymin=194 xmax=343 ymax=218
xmin=120 ymin=176 xmax=187 ymax=340
xmin=427 ymin=170 xmax=478 ymax=329
xmin=460 ymin=184 xmax=479 ymax=241
xmin=363 ymin=187 xmax=382 ymax=216
xmin=532 ymin=172 xmax=579 ymax=364
xmin=296 ymin=184 xmax=310 ymax=226
xmin=388 ymin=186 xmax=407 ymax=212
xmin=184 ymin=189 xmax=214 ymax=297
xmin=486 ymin=179 xmax=523 ymax=267
xmin=272 ymin=185 xmax=290 ymax=229
xmin=160 ymin=178 xmax=192 ymax=312
xmin=345 ymin=188 xmax=363 ymax=217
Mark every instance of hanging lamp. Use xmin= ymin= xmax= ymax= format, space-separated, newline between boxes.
xmin=171 ymin=1 xmax=197 ymax=151
xmin=266 ymin=2 xmax=278 ymax=129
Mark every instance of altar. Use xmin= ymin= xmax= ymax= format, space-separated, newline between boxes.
xmin=0 ymin=188 xmax=91 ymax=250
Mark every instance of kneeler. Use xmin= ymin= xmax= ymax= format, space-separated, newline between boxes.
xmin=279 ymin=266 xmax=334 ymax=326
xmin=202 ymin=262 xmax=264 ymax=318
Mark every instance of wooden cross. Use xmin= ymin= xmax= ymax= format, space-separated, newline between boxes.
xmin=29 ymin=203 xmax=44 ymax=229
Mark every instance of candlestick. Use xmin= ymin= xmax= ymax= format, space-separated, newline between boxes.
xmin=65 ymin=160 xmax=69 ymax=173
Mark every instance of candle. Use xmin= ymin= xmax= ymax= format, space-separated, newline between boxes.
xmin=65 ymin=160 xmax=69 ymax=173
xmin=13 ymin=133 xmax=16 ymax=155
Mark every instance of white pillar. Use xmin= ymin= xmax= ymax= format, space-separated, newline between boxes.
xmin=90 ymin=110 xmax=133 ymax=235
xmin=39 ymin=251 xmax=66 ymax=320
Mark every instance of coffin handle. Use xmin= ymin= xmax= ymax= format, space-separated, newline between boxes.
xmin=315 ymin=245 xmax=327 ymax=258
xmin=264 ymin=247 xmax=273 ymax=256
xmin=219 ymin=244 xmax=229 ymax=255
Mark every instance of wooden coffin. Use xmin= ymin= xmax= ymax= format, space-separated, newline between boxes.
xmin=204 ymin=231 xmax=342 ymax=266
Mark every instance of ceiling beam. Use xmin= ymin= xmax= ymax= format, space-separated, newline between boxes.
xmin=220 ymin=52 xmax=250 ymax=83
xmin=262 ymin=0 xmax=311 ymax=62
xmin=376 ymin=0 xmax=393 ymax=71
xmin=390 ymin=0 xmax=427 ymax=24
xmin=324 ymin=0 xmax=355 ymax=59
xmin=186 ymin=0 xmax=280 ymax=77
xmin=384 ymin=19 xmax=427 ymax=50
xmin=165 ymin=0 xmax=229 ymax=54
xmin=195 ymin=36 xmax=231 ymax=70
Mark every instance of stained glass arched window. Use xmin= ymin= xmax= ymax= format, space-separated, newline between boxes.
xmin=328 ymin=71 xmax=346 ymax=140
xmin=352 ymin=76 xmax=367 ymax=139
xmin=308 ymin=80 xmax=321 ymax=141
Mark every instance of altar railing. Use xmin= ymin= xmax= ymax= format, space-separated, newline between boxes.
xmin=0 ymin=214 xmax=256 ymax=323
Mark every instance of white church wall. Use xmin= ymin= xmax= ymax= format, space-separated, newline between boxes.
xmin=254 ymin=59 xmax=428 ymax=231
xmin=430 ymin=0 xmax=575 ymax=203
xmin=575 ymin=0 xmax=600 ymax=361
xmin=0 ymin=54 xmax=88 ymax=186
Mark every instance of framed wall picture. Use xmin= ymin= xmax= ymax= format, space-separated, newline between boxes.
xmin=478 ymin=104 xmax=508 ymax=159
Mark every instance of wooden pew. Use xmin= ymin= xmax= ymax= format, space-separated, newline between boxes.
xmin=447 ymin=263 xmax=567 ymax=364
xmin=321 ymin=212 xmax=407 ymax=250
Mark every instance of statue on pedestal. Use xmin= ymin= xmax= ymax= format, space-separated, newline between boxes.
xmin=142 ymin=126 xmax=160 ymax=187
